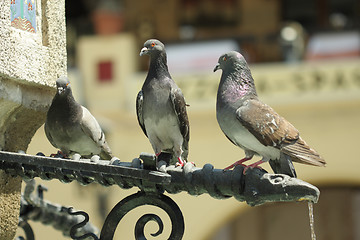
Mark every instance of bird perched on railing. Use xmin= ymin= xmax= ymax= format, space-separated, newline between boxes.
xmin=45 ymin=76 xmax=113 ymax=160
xmin=214 ymin=51 xmax=326 ymax=177
xmin=137 ymin=39 xmax=190 ymax=166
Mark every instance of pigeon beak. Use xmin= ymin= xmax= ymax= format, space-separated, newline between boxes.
xmin=140 ymin=47 xmax=148 ymax=56
xmin=213 ymin=64 xmax=221 ymax=72
xmin=57 ymin=87 xmax=64 ymax=94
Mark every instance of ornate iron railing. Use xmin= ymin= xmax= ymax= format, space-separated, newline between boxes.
xmin=0 ymin=150 xmax=319 ymax=240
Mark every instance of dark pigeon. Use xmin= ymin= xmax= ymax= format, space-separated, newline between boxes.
xmin=45 ymin=76 xmax=113 ymax=160
xmin=214 ymin=51 xmax=326 ymax=177
xmin=137 ymin=39 xmax=190 ymax=166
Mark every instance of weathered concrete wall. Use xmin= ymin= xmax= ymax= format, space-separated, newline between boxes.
xmin=0 ymin=0 xmax=66 ymax=239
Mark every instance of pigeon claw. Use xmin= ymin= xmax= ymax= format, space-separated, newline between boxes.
xmin=176 ymin=157 xmax=185 ymax=167
xmin=176 ymin=159 xmax=196 ymax=168
xmin=50 ymin=150 xmax=68 ymax=159
xmin=175 ymin=162 xmax=184 ymax=167
xmin=188 ymin=161 xmax=196 ymax=167
xmin=224 ymin=163 xmax=247 ymax=171
xmin=242 ymin=160 xmax=265 ymax=175
xmin=224 ymin=156 xmax=253 ymax=170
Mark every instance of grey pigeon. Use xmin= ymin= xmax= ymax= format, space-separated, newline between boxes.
xmin=214 ymin=51 xmax=326 ymax=177
xmin=45 ymin=76 xmax=113 ymax=160
xmin=137 ymin=39 xmax=190 ymax=166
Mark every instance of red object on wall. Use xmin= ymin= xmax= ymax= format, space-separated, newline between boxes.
xmin=98 ymin=61 xmax=113 ymax=82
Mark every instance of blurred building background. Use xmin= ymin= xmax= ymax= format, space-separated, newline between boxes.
xmin=22 ymin=0 xmax=360 ymax=239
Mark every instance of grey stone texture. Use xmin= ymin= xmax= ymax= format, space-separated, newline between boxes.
xmin=0 ymin=0 xmax=66 ymax=239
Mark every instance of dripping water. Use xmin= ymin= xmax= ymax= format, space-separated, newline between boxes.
xmin=308 ymin=201 xmax=316 ymax=240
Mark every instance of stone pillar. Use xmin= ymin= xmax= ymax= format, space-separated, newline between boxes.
xmin=0 ymin=0 xmax=66 ymax=239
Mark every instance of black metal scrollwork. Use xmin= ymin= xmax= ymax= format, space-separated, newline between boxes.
xmin=67 ymin=191 xmax=184 ymax=240
xmin=0 ymin=151 xmax=320 ymax=240
xmin=100 ymin=191 xmax=184 ymax=240
xmin=16 ymin=218 xmax=35 ymax=240
xmin=68 ymin=208 xmax=99 ymax=240
xmin=135 ymin=214 xmax=164 ymax=239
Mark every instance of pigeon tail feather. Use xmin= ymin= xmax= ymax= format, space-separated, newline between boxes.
xmin=269 ymin=153 xmax=297 ymax=178
xmin=281 ymin=137 xmax=326 ymax=167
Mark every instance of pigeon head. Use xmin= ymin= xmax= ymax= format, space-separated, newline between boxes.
xmin=214 ymin=51 xmax=257 ymax=96
xmin=140 ymin=39 xmax=166 ymax=57
xmin=56 ymin=76 xmax=71 ymax=95
xmin=213 ymin=51 xmax=249 ymax=73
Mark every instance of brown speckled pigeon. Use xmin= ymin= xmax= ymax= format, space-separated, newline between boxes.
xmin=45 ymin=76 xmax=113 ymax=160
xmin=137 ymin=39 xmax=190 ymax=166
xmin=214 ymin=51 xmax=326 ymax=177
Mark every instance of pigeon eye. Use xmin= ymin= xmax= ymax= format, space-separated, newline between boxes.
xmin=223 ymin=56 xmax=227 ymax=61
xmin=151 ymin=42 xmax=156 ymax=47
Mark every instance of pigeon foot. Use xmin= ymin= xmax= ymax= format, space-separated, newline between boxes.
xmin=176 ymin=157 xmax=185 ymax=167
xmin=243 ymin=159 xmax=265 ymax=175
xmin=176 ymin=159 xmax=196 ymax=167
xmin=188 ymin=161 xmax=196 ymax=166
xmin=224 ymin=157 xmax=253 ymax=170
xmin=50 ymin=150 xmax=68 ymax=159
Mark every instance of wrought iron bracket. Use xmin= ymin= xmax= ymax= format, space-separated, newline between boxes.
xmin=18 ymin=179 xmax=99 ymax=240
xmin=100 ymin=191 xmax=184 ymax=240
xmin=0 ymin=150 xmax=320 ymax=239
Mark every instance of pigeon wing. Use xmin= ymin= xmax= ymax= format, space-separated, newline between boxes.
xmin=44 ymin=121 xmax=58 ymax=149
xmin=236 ymin=99 xmax=325 ymax=166
xmin=235 ymin=99 xmax=299 ymax=148
xmin=136 ymin=90 xmax=147 ymax=137
xmin=80 ymin=106 xmax=112 ymax=158
xmin=170 ymin=87 xmax=190 ymax=156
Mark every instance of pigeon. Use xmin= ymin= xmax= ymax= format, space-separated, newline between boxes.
xmin=214 ymin=51 xmax=326 ymax=177
xmin=137 ymin=39 xmax=190 ymax=166
xmin=45 ymin=76 xmax=113 ymax=160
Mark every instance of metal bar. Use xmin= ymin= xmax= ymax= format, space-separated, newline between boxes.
xmin=19 ymin=180 xmax=99 ymax=239
xmin=0 ymin=150 xmax=320 ymax=205
xmin=0 ymin=151 xmax=171 ymax=186
xmin=2 ymin=150 xmax=322 ymax=240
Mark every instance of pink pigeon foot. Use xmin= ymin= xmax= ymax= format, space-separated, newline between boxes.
xmin=50 ymin=150 xmax=68 ymax=158
xmin=224 ymin=156 xmax=253 ymax=170
xmin=242 ymin=159 xmax=265 ymax=175
xmin=175 ymin=157 xmax=185 ymax=167
xmin=188 ymin=161 xmax=196 ymax=166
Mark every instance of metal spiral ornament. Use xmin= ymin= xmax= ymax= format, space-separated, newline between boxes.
xmin=100 ymin=191 xmax=184 ymax=240
xmin=68 ymin=208 xmax=99 ymax=240
xmin=134 ymin=214 xmax=164 ymax=239
xmin=16 ymin=218 xmax=34 ymax=240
